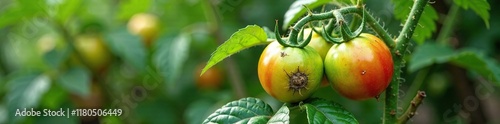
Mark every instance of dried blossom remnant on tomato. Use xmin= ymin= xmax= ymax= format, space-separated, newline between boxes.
xmin=285 ymin=67 xmax=309 ymax=96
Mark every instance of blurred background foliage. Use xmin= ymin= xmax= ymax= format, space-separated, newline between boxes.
xmin=0 ymin=0 xmax=499 ymax=123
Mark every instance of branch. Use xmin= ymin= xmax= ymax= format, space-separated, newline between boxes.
xmin=397 ymin=91 xmax=426 ymax=124
xmin=395 ymin=0 xmax=430 ymax=45
xmin=385 ymin=0 xmax=429 ymax=123
xmin=286 ymin=6 xmax=396 ymax=48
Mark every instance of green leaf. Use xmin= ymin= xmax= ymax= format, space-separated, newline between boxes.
xmin=135 ymin=99 xmax=178 ymax=124
xmin=116 ymin=0 xmax=151 ymax=20
xmin=449 ymin=51 xmax=500 ymax=84
xmin=408 ymin=43 xmax=455 ymax=72
xmin=409 ymin=43 xmax=500 ymax=84
xmin=40 ymin=85 xmax=68 ymax=109
xmin=0 ymin=0 xmax=45 ymax=28
xmin=203 ymin=97 xmax=274 ymax=124
xmin=303 ymin=98 xmax=358 ymax=124
xmin=154 ymin=33 xmax=191 ymax=88
xmin=391 ymin=0 xmax=438 ymax=44
xmin=453 ymin=0 xmax=490 ymax=28
xmin=268 ymin=105 xmax=290 ymax=124
xmin=6 ymin=73 xmax=51 ymax=123
xmin=185 ymin=99 xmax=215 ymax=124
xmin=201 ymin=25 xmax=269 ymax=75
xmin=55 ymin=0 xmax=82 ymax=23
xmin=263 ymin=26 xmax=276 ymax=39
xmin=56 ymin=67 xmax=91 ymax=97
xmin=283 ymin=0 xmax=331 ymax=29
xmin=105 ymin=27 xmax=147 ymax=71
xmin=43 ymin=48 xmax=69 ymax=69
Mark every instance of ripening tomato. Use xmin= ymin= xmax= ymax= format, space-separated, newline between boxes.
xmin=304 ymin=28 xmax=333 ymax=60
xmin=324 ymin=33 xmax=393 ymax=100
xmin=304 ymin=28 xmax=334 ymax=87
xmin=196 ymin=64 xmax=224 ymax=90
xmin=74 ymin=34 xmax=112 ymax=73
xmin=127 ymin=13 xmax=160 ymax=47
xmin=258 ymin=41 xmax=323 ymax=103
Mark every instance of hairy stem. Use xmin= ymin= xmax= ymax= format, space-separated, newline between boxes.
xmin=385 ymin=0 xmax=429 ymax=123
xmin=288 ymin=6 xmax=396 ymax=48
xmin=397 ymin=91 xmax=426 ymax=124
xmin=402 ymin=67 xmax=430 ymax=109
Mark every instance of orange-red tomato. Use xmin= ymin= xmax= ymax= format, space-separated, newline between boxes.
xmin=196 ymin=64 xmax=224 ymax=90
xmin=324 ymin=33 xmax=393 ymax=100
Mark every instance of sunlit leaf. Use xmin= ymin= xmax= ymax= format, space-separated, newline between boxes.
xmin=56 ymin=67 xmax=91 ymax=97
xmin=283 ymin=0 xmax=331 ymax=29
xmin=201 ymin=25 xmax=269 ymax=75
xmin=55 ymin=0 xmax=82 ymax=23
xmin=268 ymin=105 xmax=290 ymax=123
xmin=116 ymin=0 xmax=151 ymax=20
xmin=453 ymin=0 xmax=490 ymax=28
xmin=391 ymin=0 xmax=438 ymax=44
xmin=0 ymin=0 xmax=45 ymax=28
xmin=6 ymin=73 xmax=51 ymax=123
xmin=304 ymin=98 xmax=358 ymax=124
xmin=203 ymin=97 xmax=273 ymax=124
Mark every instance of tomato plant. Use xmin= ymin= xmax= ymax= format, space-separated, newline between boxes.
xmin=258 ymin=41 xmax=323 ymax=103
xmin=0 ymin=0 xmax=496 ymax=123
xmin=324 ymin=33 xmax=393 ymax=100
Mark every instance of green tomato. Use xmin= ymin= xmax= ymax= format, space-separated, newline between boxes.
xmin=258 ymin=41 xmax=323 ymax=103
xmin=74 ymin=34 xmax=112 ymax=73
xmin=304 ymin=28 xmax=333 ymax=60
xmin=304 ymin=28 xmax=334 ymax=87
xmin=324 ymin=33 xmax=394 ymax=100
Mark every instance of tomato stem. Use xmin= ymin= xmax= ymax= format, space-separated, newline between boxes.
xmin=397 ymin=91 xmax=426 ymax=124
xmin=385 ymin=0 xmax=430 ymax=123
xmin=286 ymin=6 xmax=397 ymax=48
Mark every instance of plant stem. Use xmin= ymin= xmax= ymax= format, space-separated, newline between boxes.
xmin=384 ymin=0 xmax=429 ymax=123
xmin=283 ymin=2 xmax=429 ymax=123
xmin=402 ymin=67 xmax=430 ymax=110
xmin=436 ymin=4 xmax=460 ymax=45
xmin=288 ymin=6 xmax=396 ymax=48
xmin=397 ymin=91 xmax=426 ymax=124
xmin=395 ymin=0 xmax=429 ymax=44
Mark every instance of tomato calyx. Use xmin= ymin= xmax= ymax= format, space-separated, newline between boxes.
xmin=274 ymin=21 xmax=313 ymax=48
xmin=285 ymin=66 xmax=309 ymax=96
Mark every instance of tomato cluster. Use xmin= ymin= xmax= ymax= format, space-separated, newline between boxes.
xmin=258 ymin=29 xmax=393 ymax=102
